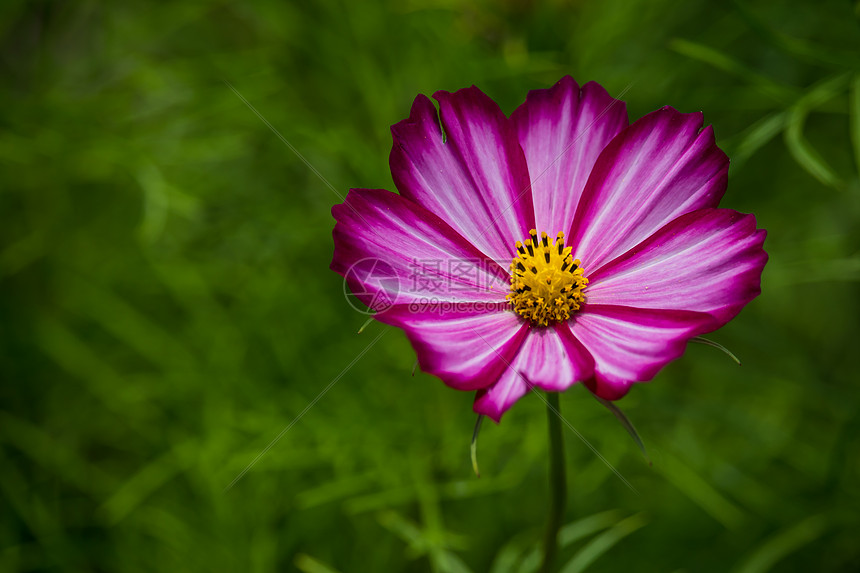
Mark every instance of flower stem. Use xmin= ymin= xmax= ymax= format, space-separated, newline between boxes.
xmin=540 ymin=391 xmax=566 ymax=573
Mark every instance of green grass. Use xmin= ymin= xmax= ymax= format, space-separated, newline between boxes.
xmin=1 ymin=1 xmax=859 ymax=571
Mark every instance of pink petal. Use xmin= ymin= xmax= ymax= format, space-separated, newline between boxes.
xmin=587 ymin=208 xmax=768 ymax=324
xmin=473 ymin=367 xmax=530 ymax=423
xmin=390 ymin=88 xmax=535 ymax=266
xmin=570 ymin=305 xmax=716 ymax=400
xmin=516 ymin=324 xmax=594 ymax=392
xmin=331 ymin=188 xmax=511 ymax=311
xmin=511 ymin=77 xmax=628 ymax=237
xmin=473 ymin=323 xmax=595 ymax=422
xmin=570 ymin=107 xmax=729 ymax=271
xmin=379 ymin=305 xmax=529 ymax=391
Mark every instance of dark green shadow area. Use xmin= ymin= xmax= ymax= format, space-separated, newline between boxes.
xmin=1 ymin=1 xmax=859 ymax=571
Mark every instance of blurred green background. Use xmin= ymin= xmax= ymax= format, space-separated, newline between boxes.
xmin=2 ymin=0 xmax=859 ymax=571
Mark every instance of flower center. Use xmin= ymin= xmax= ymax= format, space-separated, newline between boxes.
xmin=507 ymin=230 xmax=588 ymax=327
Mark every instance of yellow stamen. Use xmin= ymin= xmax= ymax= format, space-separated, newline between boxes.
xmin=507 ymin=230 xmax=588 ymax=326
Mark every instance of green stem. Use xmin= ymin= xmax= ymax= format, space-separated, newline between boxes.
xmin=540 ymin=392 xmax=566 ymax=573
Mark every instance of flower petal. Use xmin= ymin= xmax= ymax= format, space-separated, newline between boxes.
xmin=570 ymin=107 xmax=729 ymax=271
xmin=517 ymin=324 xmax=594 ymax=392
xmin=473 ymin=323 xmax=595 ymax=422
xmin=379 ymin=305 xmax=528 ymax=391
xmin=331 ymin=188 xmax=510 ymax=311
xmin=473 ymin=366 xmax=530 ymax=423
xmin=390 ymin=88 xmax=535 ymax=266
xmin=586 ymin=208 xmax=768 ymax=324
xmin=511 ymin=77 xmax=628 ymax=236
xmin=570 ymin=305 xmax=716 ymax=400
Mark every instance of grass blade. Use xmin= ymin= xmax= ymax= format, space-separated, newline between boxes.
xmin=731 ymin=0 xmax=860 ymax=69
xmin=560 ymin=513 xmax=649 ymax=573
xmin=784 ymin=73 xmax=851 ymax=189
xmin=294 ymin=554 xmax=343 ymax=573
xmin=513 ymin=510 xmax=626 ymax=573
xmin=850 ymin=74 xmax=860 ymax=178
xmin=669 ymin=39 xmax=796 ymax=104
xmin=734 ymin=514 xmax=829 ymax=573
xmin=657 ymin=453 xmax=745 ymax=529
xmin=722 ymin=111 xmax=788 ymax=171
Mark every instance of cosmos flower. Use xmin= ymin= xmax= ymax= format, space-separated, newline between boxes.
xmin=331 ymin=76 xmax=767 ymax=422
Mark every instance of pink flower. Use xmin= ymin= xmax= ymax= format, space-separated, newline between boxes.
xmin=331 ymin=77 xmax=767 ymax=422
